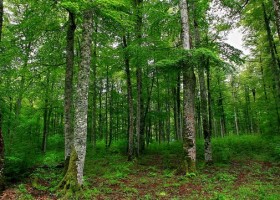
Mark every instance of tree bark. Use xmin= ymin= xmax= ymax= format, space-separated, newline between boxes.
xmin=272 ymin=0 xmax=280 ymax=41
xmin=179 ymin=0 xmax=196 ymax=173
xmin=123 ymin=35 xmax=134 ymax=161
xmin=217 ymin=76 xmax=226 ymax=137
xmin=134 ymin=0 xmax=145 ymax=156
xmin=177 ymin=73 xmax=182 ymax=140
xmin=42 ymin=70 xmax=50 ymax=153
xmin=206 ymin=61 xmax=213 ymax=152
xmin=0 ymin=0 xmax=3 ymax=42
xmin=0 ymin=0 xmax=4 ymax=191
xmin=62 ymin=10 xmax=93 ymax=188
xmin=91 ymin=19 xmax=98 ymax=149
xmin=231 ymin=77 xmax=239 ymax=135
xmin=199 ymin=63 xmax=212 ymax=163
xmin=105 ymin=66 xmax=109 ymax=148
xmin=0 ymin=110 xmax=4 ymax=191
xmin=64 ymin=11 xmax=76 ymax=162
xmin=263 ymin=3 xmax=280 ymax=129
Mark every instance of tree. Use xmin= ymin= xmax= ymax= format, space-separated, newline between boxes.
xmin=64 ymin=10 xmax=76 ymax=165
xmin=179 ymin=0 xmax=196 ymax=173
xmin=122 ymin=35 xmax=134 ymax=161
xmin=272 ymin=0 xmax=280 ymax=41
xmin=0 ymin=0 xmax=4 ymax=191
xmin=59 ymin=9 xmax=93 ymax=196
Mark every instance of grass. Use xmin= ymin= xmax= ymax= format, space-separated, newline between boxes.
xmin=3 ymin=134 xmax=280 ymax=199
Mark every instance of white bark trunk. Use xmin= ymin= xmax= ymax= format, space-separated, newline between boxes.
xmin=73 ymin=10 xmax=93 ymax=185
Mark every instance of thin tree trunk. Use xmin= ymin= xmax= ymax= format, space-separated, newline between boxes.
xmin=199 ymin=62 xmax=212 ymax=163
xmin=206 ymin=62 xmax=213 ymax=144
xmin=64 ymin=11 xmax=76 ymax=162
xmin=179 ymin=0 xmax=196 ymax=173
xmin=91 ymin=19 xmax=98 ymax=149
xmin=217 ymin=76 xmax=226 ymax=137
xmin=99 ymin=80 xmax=103 ymax=140
xmin=231 ymin=76 xmax=239 ymax=135
xmin=108 ymin=84 xmax=113 ymax=147
xmin=42 ymin=71 xmax=50 ymax=153
xmin=173 ymin=87 xmax=178 ymax=140
xmin=123 ymin=35 xmax=134 ymax=161
xmin=166 ymin=87 xmax=171 ymax=144
xmin=105 ymin=66 xmax=109 ymax=148
xmin=177 ymin=73 xmax=182 ymax=140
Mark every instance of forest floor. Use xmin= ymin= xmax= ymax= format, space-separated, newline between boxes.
xmin=1 ymin=136 xmax=280 ymax=199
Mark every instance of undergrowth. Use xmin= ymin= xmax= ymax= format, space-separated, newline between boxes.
xmin=3 ymin=134 xmax=280 ymax=199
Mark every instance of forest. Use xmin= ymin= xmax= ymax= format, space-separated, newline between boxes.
xmin=0 ymin=0 xmax=279 ymax=199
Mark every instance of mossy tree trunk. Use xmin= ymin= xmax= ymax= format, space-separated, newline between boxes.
xmin=60 ymin=10 xmax=93 ymax=196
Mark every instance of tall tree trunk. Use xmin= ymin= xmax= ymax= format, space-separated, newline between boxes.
xmin=177 ymin=73 xmax=182 ymax=140
xmin=143 ymin=71 xmax=155 ymax=140
xmin=0 ymin=110 xmax=4 ymax=191
xmin=244 ymin=85 xmax=253 ymax=133
xmin=263 ymin=3 xmax=280 ymax=130
xmin=173 ymin=87 xmax=178 ymax=140
xmin=123 ymin=35 xmax=134 ymax=161
xmin=64 ymin=11 xmax=76 ymax=162
xmin=42 ymin=70 xmax=50 ymax=153
xmin=134 ymin=0 xmax=144 ymax=156
xmin=60 ymin=10 xmax=93 ymax=191
xmin=91 ymin=19 xmax=98 ymax=149
xmin=199 ymin=61 xmax=212 ymax=163
xmin=166 ymin=87 xmax=171 ymax=144
xmin=179 ymin=0 xmax=196 ymax=173
xmin=193 ymin=2 xmax=212 ymax=163
xmin=105 ymin=66 xmax=109 ymax=148
xmin=0 ymin=2 xmax=5 ymax=190
xmin=206 ymin=62 xmax=213 ymax=150
xmin=272 ymin=0 xmax=280 ymax=41
xmin=0 ymin=0 xmax=3 ymax=42
xmin=99 ymin=80 xmax=103 ymax=140
xmin=217 ymin=76 xmax=226 ymax=137
xmin=72 ymin=10 xmax=93 ymax=184
xmin=108 ymin=84 xmax=113 ymax=147
xmin=231 ymin=78 xmax=239 ymax=135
